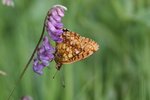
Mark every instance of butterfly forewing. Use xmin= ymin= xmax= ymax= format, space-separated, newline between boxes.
xmin=54 ymin=29 xmax=99 ymax=70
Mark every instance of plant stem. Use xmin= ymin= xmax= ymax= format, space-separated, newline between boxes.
xmin=7 ymin=19 xmax=46 ymax=100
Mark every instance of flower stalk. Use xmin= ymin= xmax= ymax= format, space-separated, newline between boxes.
xmin=7 ymin=18 xmax=46 ymax=100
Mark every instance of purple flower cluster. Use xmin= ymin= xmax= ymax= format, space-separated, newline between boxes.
xmin=46 ymin=5 xmax=67 ymax=43
xmin=33 ymin=36 xmax=55 ymax=75
xmin=2 ymin=0 xmax=14 ymax=7
xmin=21 ymin=96 xmax=32 ymax=100
xmin=33 ymin=5 xmax=67 ymax=75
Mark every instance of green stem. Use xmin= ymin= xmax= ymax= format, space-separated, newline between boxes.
xmin=7 ymin=19 xmax=46 ymax=100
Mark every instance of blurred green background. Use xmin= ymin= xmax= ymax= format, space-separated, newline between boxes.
xmin=0 ymin=0 xmax=150 ymax=100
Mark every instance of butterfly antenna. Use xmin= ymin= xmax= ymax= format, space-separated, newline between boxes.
xmin=53 ymin=70 xmax=59 ymax=79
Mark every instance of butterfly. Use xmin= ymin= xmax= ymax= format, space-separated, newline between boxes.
xmin=54 ymin=28 xmax=99 ymax=70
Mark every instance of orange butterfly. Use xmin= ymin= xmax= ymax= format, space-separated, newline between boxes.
xmin=54 ymin=28 xmax=99 ymax=70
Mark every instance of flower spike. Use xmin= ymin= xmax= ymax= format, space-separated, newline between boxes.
xmin=45 ymin=5 xmax=67 ymax=43
xmin=7 ymin=5 xmax=67 ymax=100
xmin=33 ymin=36 xmax=55 ymax=75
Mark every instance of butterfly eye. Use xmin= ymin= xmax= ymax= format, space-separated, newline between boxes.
xmin=63 ymin=28 xmax=69 ymax=32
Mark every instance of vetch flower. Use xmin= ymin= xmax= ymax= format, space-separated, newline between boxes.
xmin=33 ymin=5 xmax=67 ymax=75
xmin=46 ymin=5 xmax=67 ymax=43
xmin=33 ymin=36 xmax=55 ymax=75
xmin=21 ymin=96 xmax=33 ymax=100
xmin=7 ymin=5 xmax=67 ymax=100
xmin=2 ymin=0 xmax=14 ymax=7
